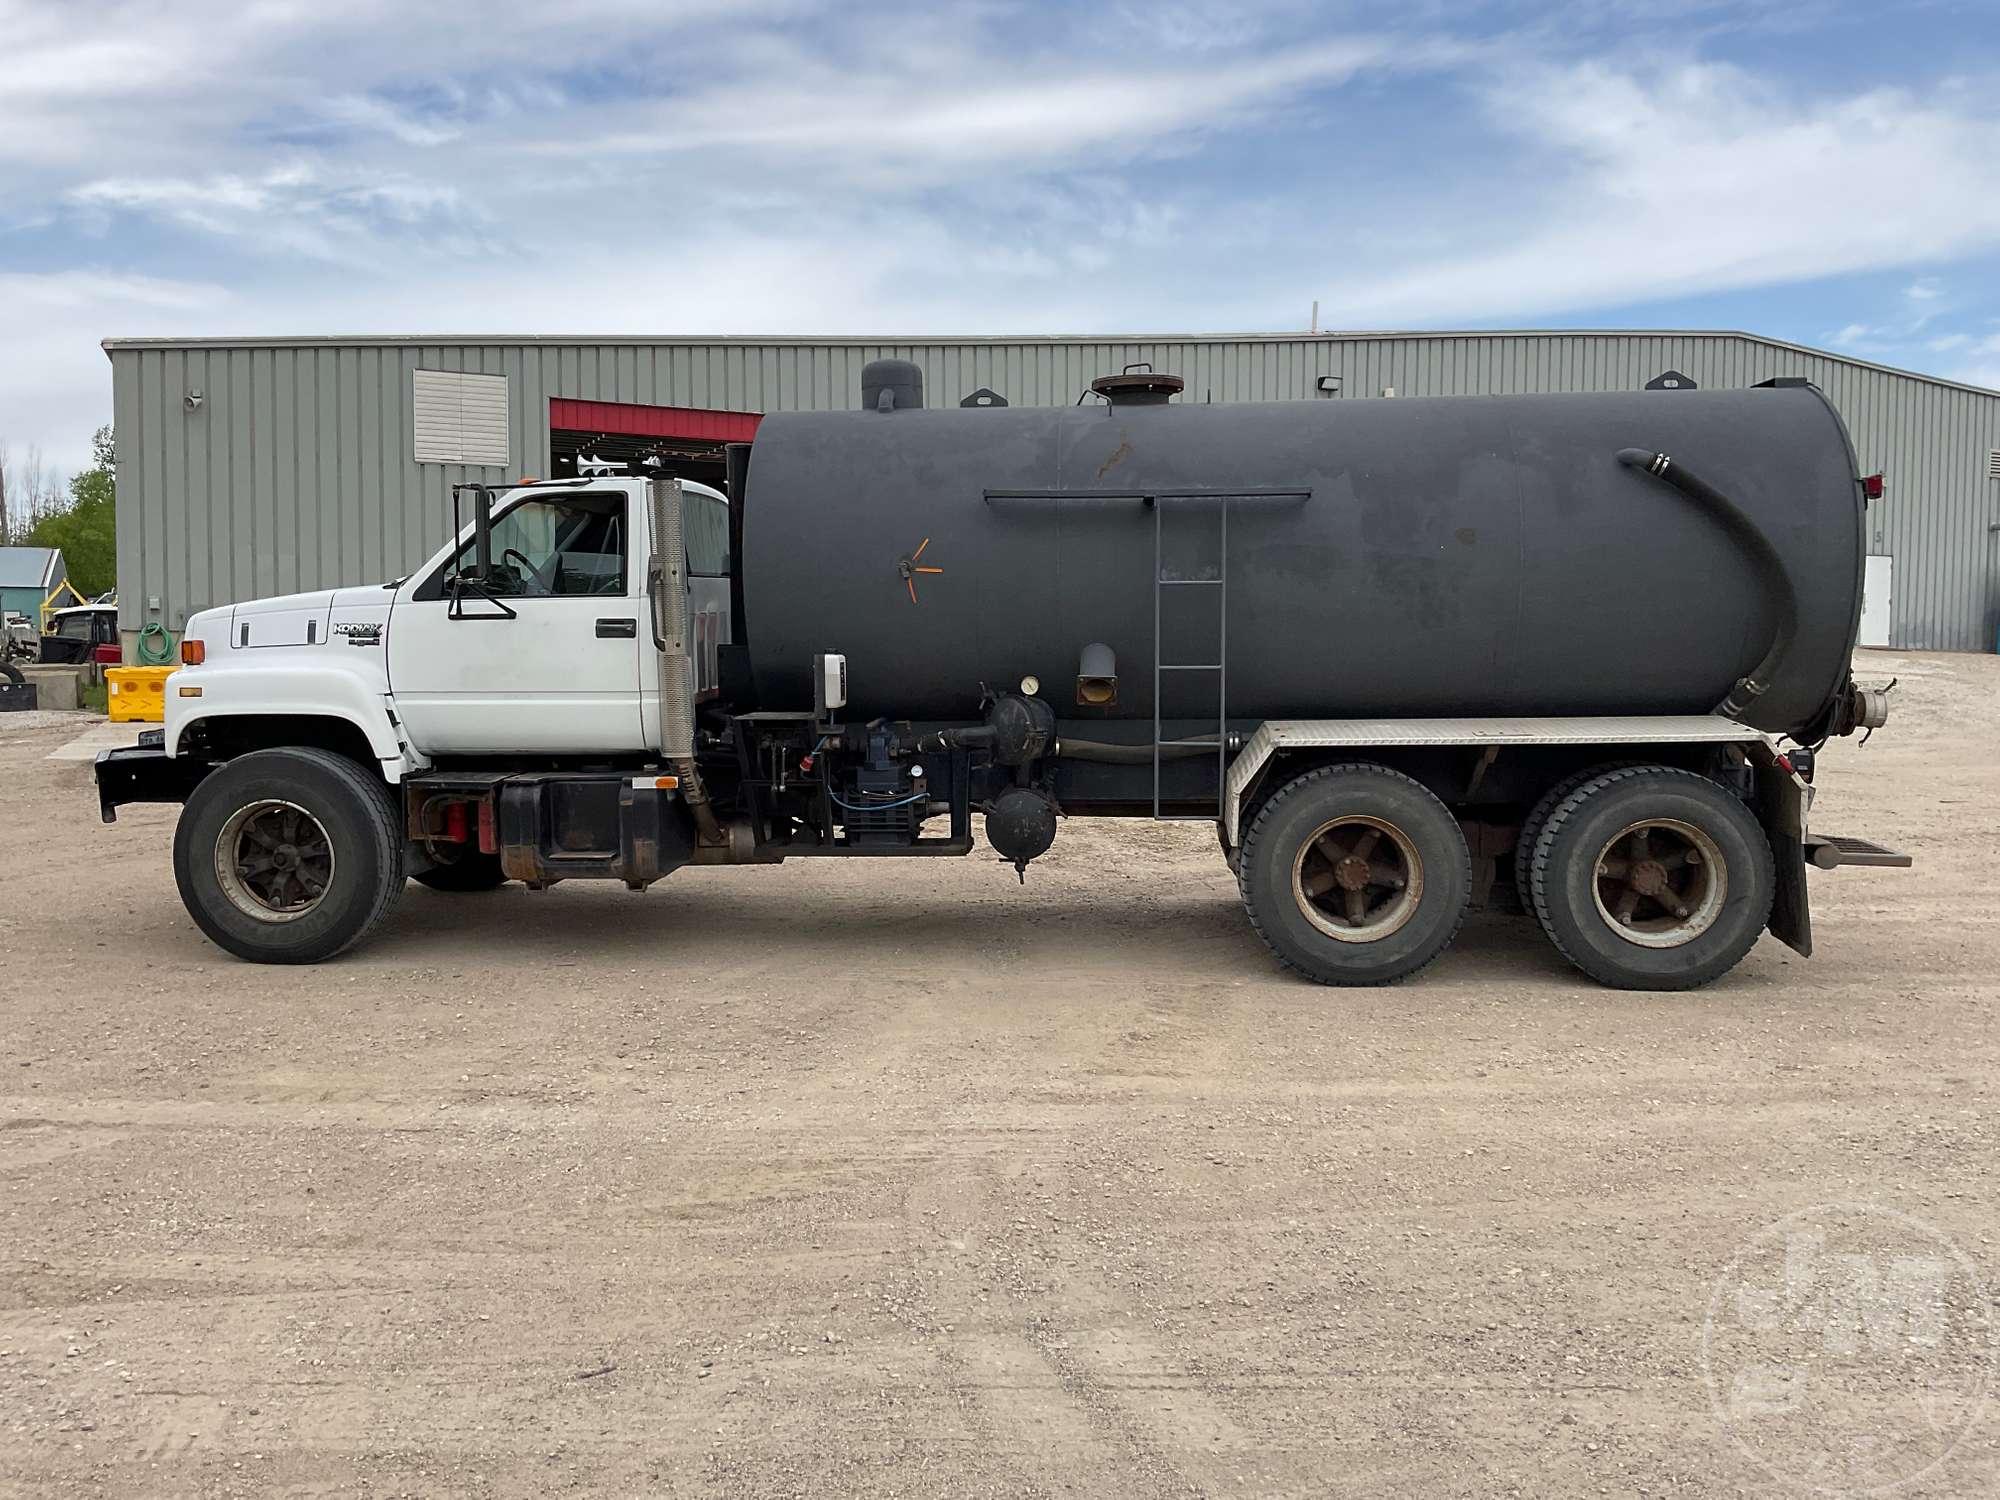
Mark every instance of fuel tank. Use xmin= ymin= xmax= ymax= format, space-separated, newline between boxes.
xmin=739 ymin=383 xmax=1864 ymax=737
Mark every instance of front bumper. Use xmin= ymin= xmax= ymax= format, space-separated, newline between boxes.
xmin=94 ymin=731 xmax=210 ymax=823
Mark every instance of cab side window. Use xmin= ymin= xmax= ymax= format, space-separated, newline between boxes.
xmin=445 ymin=493 xmax=627 ymax=597
xmin=685 ymin=492 xmax=730 ymax=578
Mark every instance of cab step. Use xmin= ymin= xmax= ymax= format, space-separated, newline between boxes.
xmin=1805 ymin=835 xmax=1912 ymax=869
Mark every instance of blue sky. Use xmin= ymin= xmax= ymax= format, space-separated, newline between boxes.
xmin=3 ymin=0 xmax=1999 ymax=475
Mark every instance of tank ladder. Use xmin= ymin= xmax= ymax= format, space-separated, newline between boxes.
xmin=1151 ymin=494 xmax=1231 ymax=822
xmin=1150 ymin=489 xmax=1313 ymax=822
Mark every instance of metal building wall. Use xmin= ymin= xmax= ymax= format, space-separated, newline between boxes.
xmin=106 ymin=332 xmax=2000 ymax=652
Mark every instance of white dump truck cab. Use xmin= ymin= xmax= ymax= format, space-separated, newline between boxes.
xmin=144 ymin=476 xmax=731 ymax=776
xmin=97 ymin=475 xmax=738 ymax=961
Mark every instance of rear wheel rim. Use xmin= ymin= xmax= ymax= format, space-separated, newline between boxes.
xmin=215 ymin=799 xmax=335 ymax=923
xmin=1292 ymin=815 xmax=1424 ymax=943
xmin=1590 ymin=817 xmax=1726 ymax=948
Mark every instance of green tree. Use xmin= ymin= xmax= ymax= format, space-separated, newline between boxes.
xmin=29 ymin=426 xmax=115 ymax=596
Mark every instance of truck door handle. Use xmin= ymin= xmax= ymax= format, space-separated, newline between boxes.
xmin=595 ymin=617 xmax=638 ymax=638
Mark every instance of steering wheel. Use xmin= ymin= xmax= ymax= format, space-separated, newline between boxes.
xmin=495 ymin=547 xmax=543 ymax=593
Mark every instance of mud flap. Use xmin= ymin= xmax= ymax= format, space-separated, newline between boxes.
xmin=1757 ymin=761 xmax=1812 ymax=958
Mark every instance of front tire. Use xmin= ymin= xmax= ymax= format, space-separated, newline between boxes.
xmin=1527 ymin=765 xmax=1774 ymax=990
xmin=173 ymin=747 xmax=406 ymax=963
xmin=1239 ymin=763 xmax=1472 ymax=986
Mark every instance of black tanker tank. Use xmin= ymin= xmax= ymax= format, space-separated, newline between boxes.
xmin=739 ymin=377 xmax=1865 ymax=740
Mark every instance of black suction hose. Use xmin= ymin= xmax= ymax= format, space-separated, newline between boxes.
xmin=918 ymin=730 xmax=1212 ymax=764
xmin=1615 ymin=448 xmax=1799 ymax=720
xmin=1057 ymin=738 xmax=1215 ymax=764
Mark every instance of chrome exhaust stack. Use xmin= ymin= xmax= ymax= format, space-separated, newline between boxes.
xmin=647 ymin=478 xmax=723 ymax=845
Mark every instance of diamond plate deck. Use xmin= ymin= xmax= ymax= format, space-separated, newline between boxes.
xmin=1221 ymin=715 xmax=1774 ymax=844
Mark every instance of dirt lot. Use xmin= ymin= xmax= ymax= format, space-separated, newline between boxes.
xmin=2 ymin=652 xmax=1996 ymax=1498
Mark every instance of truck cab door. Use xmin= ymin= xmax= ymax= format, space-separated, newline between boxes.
xmin=388 ymin=488 xmax=646 ymax=754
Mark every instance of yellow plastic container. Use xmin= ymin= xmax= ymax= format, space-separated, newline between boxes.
xmin=106 ymin=665 xmax=174 ymax=723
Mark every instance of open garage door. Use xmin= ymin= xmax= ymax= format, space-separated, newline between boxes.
xmin=549 ymin=399 xmax=762 ymax=490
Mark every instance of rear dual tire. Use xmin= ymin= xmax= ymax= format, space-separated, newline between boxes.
xmin=1239 ymin=761 xmax=1774 ymax=991
xmin=1526 ymin=766 xmax=1774 ymax=990
xmin=1239 ymin=764 xmax=1471 ymax=985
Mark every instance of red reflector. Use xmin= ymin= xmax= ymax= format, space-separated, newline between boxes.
xmin=1861 ymin=473 xmax=1885 ymax=499
xmin=91 ymin=643 xmax=122 ymax=664
xmin=1775 ymin=753 xmax=1794 ymax=773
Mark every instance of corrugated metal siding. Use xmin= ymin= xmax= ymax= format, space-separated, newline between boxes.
xmin=108 ymin=333 xmax=2000 ymax=650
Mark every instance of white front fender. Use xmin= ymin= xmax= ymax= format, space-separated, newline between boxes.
xmin=165 ymin=663 xmax=423 ymax=780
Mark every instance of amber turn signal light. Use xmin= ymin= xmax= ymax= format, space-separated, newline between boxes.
xmin=180 ymin=639 xmax=205 ymax=665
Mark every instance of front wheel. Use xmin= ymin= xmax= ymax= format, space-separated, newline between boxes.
xmin=172 ymin=747 xmax=406 ymax=963
xmin=1526 ymin=765 xmax=1774 ymax=990
xmin=1238 ymin=763 xmax=1472 ymax=986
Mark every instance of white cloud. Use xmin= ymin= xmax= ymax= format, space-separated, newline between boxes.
xmin=65 ymin=162 xmax=479 ymax=266
xmin=1317 ymin=62 xmax=2000 ymax=323
xmin=0 ymin=270 xmax=231 ymax=472
xmin=7 ymin=4 xmax=2000 ymax=469
xmin=0 ymin=268 xmax=227 ymax=313
xmin=315 ymin=94 xmax=465 ymax=148
xmin=538 ymin=34 xmax=1396 ymax=181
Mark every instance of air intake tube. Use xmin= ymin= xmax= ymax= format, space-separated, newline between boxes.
xmin=1615 ymin=448 xmax=1799 ymax=720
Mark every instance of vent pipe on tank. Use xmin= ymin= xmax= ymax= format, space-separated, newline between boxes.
xmin=861 ymin=359 xmax=924 ymax=412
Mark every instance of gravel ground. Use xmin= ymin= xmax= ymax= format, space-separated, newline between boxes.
xmin=1 ymin=652 xmax=1996 ymax=1498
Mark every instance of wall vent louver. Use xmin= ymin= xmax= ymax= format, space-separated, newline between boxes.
xmin=413 ymin=370 xmax=510 ymax=466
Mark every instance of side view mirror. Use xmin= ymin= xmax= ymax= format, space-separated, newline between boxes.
xmin=472 ymin=486 xmax=494 ymax=583
xmin=447 ymin=482 xmax=516 ymax=621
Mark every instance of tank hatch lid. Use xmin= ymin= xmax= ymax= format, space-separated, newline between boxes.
xmin=1089 ymin=370 xmax=1186 ymax=405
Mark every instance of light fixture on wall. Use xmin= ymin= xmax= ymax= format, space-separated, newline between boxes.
xmin=183 ymin=390 xmax=204 ymax=412
xmin=1316 ymin=375 xmax=1341 ymax=395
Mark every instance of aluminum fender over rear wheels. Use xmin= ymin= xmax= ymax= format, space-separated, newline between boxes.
xmin=173 ymin=747 xmax=406 ymax=963
xmin=1528 ymin=765 xmax=1775 ymax=990
xmin=1239 ymin=763 xmax=1472 ymax=986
